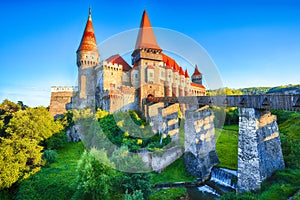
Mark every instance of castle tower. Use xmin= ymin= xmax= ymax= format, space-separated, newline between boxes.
xmin=131 ymin=10 xmax=164 ymax=111
xmin=76 ymin=8 xmax=100 ymax=109
xmin=191 ymin=65 xmax=202 ymax=85
xmin=184 ymin=69 xmax=190 ymax=96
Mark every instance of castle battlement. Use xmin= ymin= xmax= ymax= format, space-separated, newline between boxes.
xmin=51 ymin=86 xmax=78 ymax=92
xmin=102 ymin=61 xmax=123 ymax=71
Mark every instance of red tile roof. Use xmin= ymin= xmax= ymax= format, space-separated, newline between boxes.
xmin=192 ymin=65 xmax=202 ymax=76
xmin=161 ymin=53 xmax=181 ymax=72
xmin=77 ymin=9 xmax=98 ymax=52
xmin=105 ymin=54 xmax=131 ymax=71
xmin=190 ymin=82 xmax=205 ymax=89
xmin=135 ymin=10 xmax=161 ymax=51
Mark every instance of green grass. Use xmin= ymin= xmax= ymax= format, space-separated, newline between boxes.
xmin=215 ymin=125 xmax=239 ymax=170
xmin=151 ymin=156 xmax=195 ymax=184
xmin=15 ymin=142 xmax=85 ymax=200
xmin=150 ymin=188 xmax=186 ymax=200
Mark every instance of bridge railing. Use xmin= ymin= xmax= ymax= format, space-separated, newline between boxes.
xmin=147 ymin=94 xmax=300 ymax=111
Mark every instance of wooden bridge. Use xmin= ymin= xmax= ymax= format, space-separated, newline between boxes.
xmin=147 ymin=94 xmax=300 ymax=111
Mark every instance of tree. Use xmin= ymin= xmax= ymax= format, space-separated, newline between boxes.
xmin=74 ymin=148 xmax=116 ymax=200
xmin=0 ymin=136 xmax=43 ymax=189
xmin=111 ymin=146 xmax=152 ymax=199
xmin=5 ymin=107 xmax=63 ymax=142
xmin=0 ymin=99 xmax=21 ymax=137
xmin=0 ymin=106 xmax=63 ymax=189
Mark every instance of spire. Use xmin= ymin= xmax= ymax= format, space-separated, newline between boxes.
xmin=185 ymin=69 xmax=190 ymax=78
xmin=77 ymin=8 xmax=98 ymax=52
xmin=135 ymin=10 xmax=161 ymax=51
xmin=192 ymin=65 xmax=202 ymax=76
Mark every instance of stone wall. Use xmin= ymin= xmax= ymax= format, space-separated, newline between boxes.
xmin=237 ymin=108 xmax=285 ymax=192
xmin=139 ymin=146 xmax=183 ymax=173
xmin=145 ymin=103 xmax=179 ymax=141
xmin=184 ymin=106 xmax=219 ymax=181
xmin=49 ymin=86 xmax=75 ymax=117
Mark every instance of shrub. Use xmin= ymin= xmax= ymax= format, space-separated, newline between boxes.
xmin=45 ymin=131 xmax=68 ymax=150
xmin=42 ymin=150 xmax=58 ymax=166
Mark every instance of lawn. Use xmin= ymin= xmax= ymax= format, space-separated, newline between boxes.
xmin=215 ymin=125 xmax=239 ymax=170
xmin=15 ymin=142 xmax=85 ymax=200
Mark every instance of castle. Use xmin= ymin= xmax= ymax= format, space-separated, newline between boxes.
xmin=50 ymin=8 xmax=206 ymax=117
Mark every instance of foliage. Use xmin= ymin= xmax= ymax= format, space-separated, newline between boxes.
xmin=240 ymin=87 xmax=270 ymax=95
xmin=124 ymin=190 xmax=144 ymax=200
xmin=0 ymin=136 xmax=43 ymax=189
xmin=0 ymin=106 xmax=63 ymax=189
xmin=42 ymin=150 xmax=58 ymax=166
xmin=98 ymin=109 xmax=172 ymax=152
xmin=207 ymin=87 xmax=243 ymax=96
xmin=267 ymin=84 xmax=300 ymax=94
xmin=95 ymin=108 xmax=109 ymax=119
xmin=6 ymin=107 xmax=63 ymax=142
xmin=0 ymin=99 xmax=21 ymax=137
xmin=111 ymin=145 xmax=152 ymax=199
xmin=74 ymin=148 xmax=116 ymax=200
xmin=44 ymin=131 xmax=68 ymax=150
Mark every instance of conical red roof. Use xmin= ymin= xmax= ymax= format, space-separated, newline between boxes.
xmin=179 ymin=67 xmax=185 ymax=76
xmin=77 ymin=8 xmax=98 ymax=52
xmin=135 ymin=10 xmax=161 ymax=51
xmin=192 ymin=65 xmax=202 ymax=76
xmin=185 ymin=69 xmax=189 ymax=78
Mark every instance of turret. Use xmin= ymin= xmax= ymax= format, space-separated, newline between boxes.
xmin=76 ymin=8 xmax=99 ymax=108
xmin=191 ymin=65 xmax=202 ymax=85
xmin=132 ymin=10 xmax=163 ymax=110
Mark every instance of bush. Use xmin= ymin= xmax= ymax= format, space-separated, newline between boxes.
xmin=42 ymin=150 xmax=58 ymax=166
xmin=45 ymin=131 xmax=68 ymax=150
xmin=124 ymin=190 xmax=144 ymax=200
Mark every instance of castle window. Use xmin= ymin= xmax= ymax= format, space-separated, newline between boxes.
xmin=150 ymin=72 xmax=154 ymax=77
xmin=111 ymin=72 xmax=113 ymax=75
xmin=135 ymin=74 xmax=138 ymax=78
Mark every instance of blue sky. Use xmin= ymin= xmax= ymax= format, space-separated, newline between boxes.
xmin=0 ymin=0 xmax=299 ymax=106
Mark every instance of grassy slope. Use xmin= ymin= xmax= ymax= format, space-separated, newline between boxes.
xmin=215 ymin=125 xmax=239 ymax=170
xmin=15 ymin=142 xmax=84 ymax=200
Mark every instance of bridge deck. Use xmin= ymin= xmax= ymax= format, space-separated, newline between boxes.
xmin=147 ymin=94 xmax=300 ymax=111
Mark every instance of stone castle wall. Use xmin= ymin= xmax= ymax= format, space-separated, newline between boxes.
xmin=139 ymin=146 xmax=184 ymax=173
xmin=49 ymin=86 xmax=75 ymax=117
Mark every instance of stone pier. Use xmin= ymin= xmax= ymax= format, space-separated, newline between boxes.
xmin=184 ymin=106 xmax=219 ymax=181
xmin=237 ymin=108 xmax=285 ymax=192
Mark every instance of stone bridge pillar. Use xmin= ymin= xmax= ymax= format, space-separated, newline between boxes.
xmin=184 ymin=106 xmax=219 ymax=181
xmin=237 ymin=108 xmax=285 ymax=192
